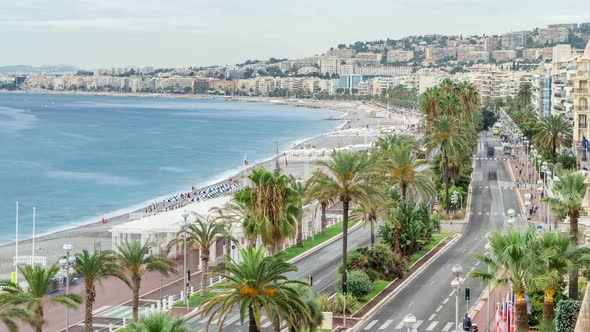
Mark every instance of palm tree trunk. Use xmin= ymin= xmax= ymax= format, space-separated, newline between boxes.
xmin=296 ymin=217 xmax=303 ymax=247
xmin=320 ymin=201 xmax=327 ymax=236
xmin=35 ymin=305 xmax=44 ymax=332
xmin=342 ymin=199 xmax=350 ymax=292
xmin=515 ymin=292 xmax=530 ymax=331
xmin=225 ymin=238 xmax=231 ymax=257
xmin=370 ymin=217 xmax=375 ymax=245
xmin=570 ymin=210 xmax=580 ymax=300
xmin=84 ymin=284 xmax=95 ymax=332
xmin=201 ymin=250 xmax=209 ymax=297
xmin=444 ymin=153 xmax=450 ymax=216
xmin=249 ymin=305 xmax=260 ymax=332
xmin=401 ymin=184 xmax=407 ymax=201
xmin=132 ymin=280 xmax=140 ymax=322
xmin=543 ymin=288 xmax=555 ymax=322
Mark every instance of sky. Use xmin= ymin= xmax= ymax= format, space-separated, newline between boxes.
xmin=1 ymin=0 xmax=590 ymax=69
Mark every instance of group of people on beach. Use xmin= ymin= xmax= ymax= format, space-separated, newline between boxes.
xmin=190 ymin=182 xmax=241 ymax=202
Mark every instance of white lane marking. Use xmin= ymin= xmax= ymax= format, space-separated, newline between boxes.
xmin=436 ymin=305 xmax=443 ymax=312
xmin=415 ymin=320 xmax=424 ymax=328
xmin=448 ymin=291 xmax=454 ymax=297
xmin=442 ymin=322 xmax=454 ymax=331
xmin=478 ymin=212 xmax=482 ymax=215
xmin=261 ymin=320 xmax=272 ymax=328
xmin=379 ymin=320 xmax=393 ymax=329
xmin=395 ymin=321 xmax=404 ymax=329
xmin=364 ymin=320 xmax=379 ymax=329
xmin=475 ymin=261 xmax=480 ymax=266
xmin=426 ymin=321 xmax=439 ymax=331
xmin=443 ymin=297 xmax=450 ymax=304
xmin=198 ymin=317 xmax=209 ymax=324
xmin=428 ymin=279 xmax=435 ymax=286
xmin=408 ymin=300 xmax=415 ymax=307
xmin=428 ymin=313 xmax=436 ymax=320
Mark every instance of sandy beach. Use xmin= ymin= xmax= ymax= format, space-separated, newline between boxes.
xmin=0 ymin=97 xmax=419 ymax=280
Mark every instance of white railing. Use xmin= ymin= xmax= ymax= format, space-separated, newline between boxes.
xmin=13 ymin=256 xmax=47 ymax=267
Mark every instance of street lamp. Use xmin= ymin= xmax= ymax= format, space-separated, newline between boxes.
xmin=484 ymin=242 xmax=492 ymax=332
xmin=181 ymin=210 xmax=190 ymax=308
xmin=403 ymin=314 xmax=417 ymax=332
xmin=451 ymin=277 xmax=462 ymax=332
xmin=59 ymin=243 xmax=75 ymax=332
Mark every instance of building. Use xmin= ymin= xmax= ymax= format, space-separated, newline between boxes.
xmin=386 ymin=50 xmax=414 ymax=63
xmin=354 ymin=52 xmax=381 ymax=65
xmin=538 ymin=27 xmax=569 ymax=44
xmin=553 ymin=44 xmax=573 ymax=63
xmin=548 ymin=23 xmax=578 ymax=30
xmin=319 ymin=57 xmax=341 ymax=75
xmin=354 ymin=65 xmax=412 ymax=77
xmin=492 ymin=50 xmax=516 ymax=62
xmin=484 ymin=37 xmax=500 ymax=52
xmin=225 ymin=68 xmax=246 ymax=79
xmin=325 ymin=48 xmax=355 ymax=58
xmin=501 ymin=31 xmax=530 ymax=49
xmin=457 ymin=45 xmax=489 ymax=62
xmin=523 ymin=49 xmax=542 ymax=61
xmin=337 ymin=75 xmax=364 ymax=91
xmin=572 ymin=41 xmax=590 ymax=145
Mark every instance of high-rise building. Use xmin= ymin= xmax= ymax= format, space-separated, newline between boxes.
xmin=501 ymin=31 xmax=530 ymax=49
xmin=572 ymin=41 xmax=590 ymax=145
xmin=386 ymin=50 xmax=414 ymax=63
xmin=538 ymin=27 xmax=569 ymax=44
xmin=319 ymin=57 xmax=341 ymax=75
xmin=484 ymin=37 xmax=500 ymax=52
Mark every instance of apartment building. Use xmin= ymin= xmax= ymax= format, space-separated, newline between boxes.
xmin=538 ymin=27 xmax=569 ymax=44
xmin=325 ymin=48 xmax=356 ymax=58
xmin=572 ymin=42 xmax=590 ymax=144
xmin=319 ymin=57 xmax=341 ymax=75
xmin=484 ymin=37 xmax=500 ymax=52
xmin=386 ymin=50 xmax=414 ymax=62
xmin=492 ymin=50 xmax=516 ymax=62
xmin=501 ymin=31 xmax=530 ymax=49
xmin=523 ymin=49 xmax=542 ymax=61
xmin=354 ymin=52 xmax=381 ymax=65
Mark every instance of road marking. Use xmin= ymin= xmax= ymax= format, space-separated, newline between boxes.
xmin=448 ymin=291 xmax=454 ymax=297
xmin=426 ymin=321 xmax=439 ymax=330
xmin=415 ymin=320 xmax=424 ymax=328
xmin=477 ymin=212 xmax=482 ymax=215
xmin=395 ymin=321 xmax=404 ymax=329
xmin=486 ymin=212 xmax=490 ymax=216
xmin=428 ymin=279 xmax=435 ymax=286
xmin=475 ymin=261 xmax=480 ymax=266
xmin=485 ymin=186 xmax=489 ymax=189
xmin=198 ymin=317 xmax=209 ymax=324
xmin=408 ymin=300 xmax=415 ymax=307
xmin=442 ymin=322 xmax=454 ymax=331
xmin=436 ymin=305 xmax=443 ymax=312
xmin=443 ymin=297 xmax=449 ymax=304
xmin=428 ymin=313 xmax=436 ymax=320
xmin=364 ymin=320 xmax=378 ymax=330
xmin=379 ymin=319 xmax=394 ymax=329
xmin=261 ymin=320 xmax=272 ymax=328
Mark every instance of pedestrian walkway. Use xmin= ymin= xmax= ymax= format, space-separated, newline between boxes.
xmin=360 ymin=317 xmax=455 ymax=331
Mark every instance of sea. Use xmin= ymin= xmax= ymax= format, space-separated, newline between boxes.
xmin=0 ymin=93 xmax=344 ymax=245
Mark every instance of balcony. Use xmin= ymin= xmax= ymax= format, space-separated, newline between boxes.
xmin=578 ymin=71 xmax=590 ymax=79
xmin=554 ymin=92 xmax=565 ymax=98
xmin=576 ymin=106 xmax=590 ymax=111
xmin=554 ymin=104 xmax=564 ymax=111
xmin=573 ymin=88 xmax=590 ymax=94
xmin=580 ymin=123 xmax=588 ymax=129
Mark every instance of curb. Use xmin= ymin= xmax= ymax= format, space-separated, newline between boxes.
xmin=349 ymin=233 xmax=461 ymax=332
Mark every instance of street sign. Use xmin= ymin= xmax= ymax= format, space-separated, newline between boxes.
xmin=231 ymin=244 xmax=236 ymax=249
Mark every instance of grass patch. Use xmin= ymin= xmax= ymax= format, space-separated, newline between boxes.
xmin=174 ymin=292 xmax=216 ymax=308
xmin=282 ymin=220 xmax=358 ymax=262
xmin=359 ymin=280 xmax=391 ymax=303
xmin=408 ymin=232 xmax=454 ymax=266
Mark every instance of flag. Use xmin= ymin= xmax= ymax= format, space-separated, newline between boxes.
xmin=525 ymin=293 xmax=532 ymax=314
xmin=495 ymin=303 xmax=501 ymax=332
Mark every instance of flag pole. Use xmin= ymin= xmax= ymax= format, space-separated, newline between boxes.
xmin=32 ymin=207 xmax=36 ymax=259
xmin=15 ymin=202 xmax=19 ymax=283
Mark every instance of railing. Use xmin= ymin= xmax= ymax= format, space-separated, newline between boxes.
xmin=576 ymin=106 xmax=590 ymax=111
xmin=580 ymin=123 xmax=588 ymax=129
xmin=574 ymin=88 xmax=590 ymax=94
xmin=554 ymin=104 xmax=564 ymax=111
xmin=578 ymin=71 xmax=590 ymax=78
xmin=13 ymin=256 xmax=47 ymax=267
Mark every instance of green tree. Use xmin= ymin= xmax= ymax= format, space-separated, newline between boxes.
xmin=304 ymin=170 xmax=335 ymax=237
xmin=286 ymin=283 xmax=323 ymax=332
xmin=533 ymin=115 xmax=572 ymax=158
xmin=201 ymin=247 xmax=312 ymax=332
xmin=381 ymin=144 xmax=436 ymax=201
xmin=119 ymin=312 xmax=190 ymax=332
xmin=0 ymin=265 xmax=83 ymax=332
xmin=290 ymin=175 xmax=307 ymax=247
xmin=72 ymin=250 xmax=120 ymax=332
xmin=544 ymin=170 xmax=586 ymax=300
xmin=115 ymin=241 xmax=178 ymax=322
xmin=424 ymin=115 xmax=468 ymax=215
xmin=517 ymin=82 xmax=533 ymax=106
xmin=350 ymin=193 xmax=389 ymax=245
xmin=305 ymin=151 xmax=377 ymax=289
xmin=168 ymin=216 xmax=224 ymax=297
xmin=0 ymin=284 xmax=34 ymax=332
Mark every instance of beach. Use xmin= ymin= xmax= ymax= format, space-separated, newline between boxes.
xmin=0 ymin=97 xmax=419 ymax=279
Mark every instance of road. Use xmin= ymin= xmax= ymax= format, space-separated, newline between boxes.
xmin=357 ymin=132 xmax=519 ymax=332
xmin=186 ymin=219 xmax=372 ymax=331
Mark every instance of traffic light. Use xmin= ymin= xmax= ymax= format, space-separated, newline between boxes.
xmin=465 ymin=287 xmax=470 ymax=301
xmin=187 ymin=270 xmax=191 ymax=281
xmin=342 ymin=281 xmax=347 ymax=295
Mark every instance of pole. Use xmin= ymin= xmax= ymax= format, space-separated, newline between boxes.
xmin=343 ymin=294 xmax=346 ymax=329
xmin=486 ymin=265 xmax=490 ymax=332
xmin=32 ymin=207 xmax=36 ymax=258
xmin=15 ymin=202 xmax=19 ymax=283
xmin=183 ymin=214 xmax=188 ymax=307
xmin=65 ymin=252 xmax=70 ymax=332
xmin=455 ymin=290 xmax=459 ymax=332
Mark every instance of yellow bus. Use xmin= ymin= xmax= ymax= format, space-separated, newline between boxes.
xmin=492 ymin=122 xmax=501 ymax=135
xmin=415 ymin=147 xmax=427 ymax=163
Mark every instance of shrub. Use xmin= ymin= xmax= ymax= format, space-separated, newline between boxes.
xmin=365 ymin=268 xmax=378 ymax=282
xmin=332 ymin=293 xmax=360 ymax=315
xmin=336 ymin=270 xmax=373 ymax=298
xmin=554 ymin=299 xmax=581 ymax=332
xmin=317 ymin=293 xmax=332 ymax=312
xmin=347 ymin=251 xmax=369 ymax=271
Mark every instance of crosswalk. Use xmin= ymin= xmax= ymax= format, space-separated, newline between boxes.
xmin=474 ymin=185 xmax=514 ymax=190
xmin=474 ymin=157 xmax=511 ymax=161
xmin=363 ymin=318 xmax=455 ymax=331
xmin=188 ymin=312 xmax=283 ymax=330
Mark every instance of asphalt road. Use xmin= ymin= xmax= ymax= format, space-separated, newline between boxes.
xmin=186 ymin=218 xmax=372 ymax=331
xmin=357 ymin=131 xmax=520 ymax=332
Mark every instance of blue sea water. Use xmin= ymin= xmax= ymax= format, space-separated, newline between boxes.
xmin=0 ymin=93 xmax=343 ymax=244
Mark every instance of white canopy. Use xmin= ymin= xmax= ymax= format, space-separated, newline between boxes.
xmin=110 ymin=196 xmax=232 ymax=235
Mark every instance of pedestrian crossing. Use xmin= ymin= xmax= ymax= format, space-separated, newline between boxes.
xmin=474 ymin=185 xmax=514 ymax=190
xmin=188 ymin=312 xmax=283 ymax=329
xmin=363 ymin=318 xmax=454 ymax=331
xmin=473 ymin=157 xmax=511 ymax=161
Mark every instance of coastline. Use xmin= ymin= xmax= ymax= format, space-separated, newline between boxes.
xmin=0 ymin=95 xmax=415 ymax=279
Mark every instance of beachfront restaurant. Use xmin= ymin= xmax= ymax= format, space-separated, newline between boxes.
xmin=109 ymin=196 xmax=238 ymax=269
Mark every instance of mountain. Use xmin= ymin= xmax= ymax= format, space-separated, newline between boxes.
xmin=0 ymin=65 xmax=80 ymax=74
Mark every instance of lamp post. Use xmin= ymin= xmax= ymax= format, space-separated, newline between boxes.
xmin=181 ymin=210 xmax=189 ymax=307
xmin=537 ymin=155 xmax=542 ymax=183
xmin=451 ymin=265 xmax=463 ymax=332
xmin=403 ymin=314 xmax=417 ymax=332
xmin=59 ymin=244 xmax=75 ymax=332
xmin=484 ymin=242 xmax=492 ymax=332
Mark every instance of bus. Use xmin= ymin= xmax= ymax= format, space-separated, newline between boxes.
xmin=503 ymin=144 xmax=512 ymax=155
xmin=492 ymin=123 xmax=501 ymax=135
xmin=415 ymin=147 xmax=427 ymax=163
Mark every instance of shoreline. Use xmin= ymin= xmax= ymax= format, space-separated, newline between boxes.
xmin=0 ymin=95 xmax=416 ymax=278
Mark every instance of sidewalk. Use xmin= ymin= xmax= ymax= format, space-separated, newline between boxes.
xmin=469 ymin=285 xmax=510 ymax=331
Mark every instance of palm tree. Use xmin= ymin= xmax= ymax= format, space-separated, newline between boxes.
xmin=234 ymin=167 xmax=301 ymax=254
xmin=211 ymin=200 xmax=250 ymax=248
xmin=304 ymin=170 xmax=334 ymax=237
xmin=350 ymin=193 xmax=388 ymax=245
xmin=381 ymin=144 xmax=436 ymax=201
xmin=287 ymin=283 xmax=323 ymax=332
xmin=119 ymin=312 xmax=190 ymax=332
xmin=544 ymin=170 xmax=586 ymax=300
xmin=424 ymin=115 xmax=468 ymax=215
xmin=72 ymin=250 xmax=120 ymax=332
xmin=373 ymin=134 xmax=416 ymax=152
xmin=305 ymin=151 xmax=377 ymax=288
xmin=517 ymin=82 xmax=533 ymax=106
xmin=468 ymin=229 xmax=553 ymax=331
xmin=0 ymin=285 xmax=34 ymax=332
xmin=201 ymin=247 xmax=312 ymax=332
xmin=115 ymin=240 xmax=177 ymax=322
xmin=168 ymin=216 xmax=224 ymax=297
xmin=533 ymin=114 xmax=572 ymax=158
xmin=290 ymin=175 xmax=307 ymax=248
xmin=0 ymin=265 xmax=82 ymax=332
xmin=419 ymin=87 xmax=441 ymax=122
